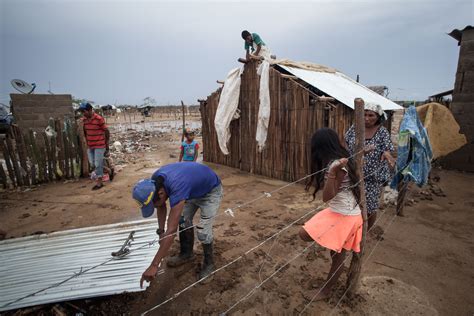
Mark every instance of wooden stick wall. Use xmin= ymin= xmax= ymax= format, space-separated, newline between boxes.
xmin=0 ymin=119 xmax=88 ymax=189
xmin=200 ymin=61 xmax=355 ymax=182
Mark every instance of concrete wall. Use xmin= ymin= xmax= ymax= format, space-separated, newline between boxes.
xmin=442 ymin=29 xmax=474 ymax=171
xmin=10 ymin=94 xmax=74 ymax=131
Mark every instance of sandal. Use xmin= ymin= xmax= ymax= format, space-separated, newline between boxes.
xmin=92 ymin=184 xmax=104 ymax=191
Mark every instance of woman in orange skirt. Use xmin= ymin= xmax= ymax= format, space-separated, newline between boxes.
xmin=300 ymin=128 xmax=363 ymax=301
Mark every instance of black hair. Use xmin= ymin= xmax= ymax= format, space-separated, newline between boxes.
xmin=305 ymin=128 xmax=361 ymax=204
xmin=152 ymin=176 xmax=165 ymax=202
xmin=241 ymin=30 xmax=251 ymax=39
xmin=85 ymin=103 xmax=93 ymax=111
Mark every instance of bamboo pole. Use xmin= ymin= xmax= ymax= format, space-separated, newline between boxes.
xmin=346 ymin=98 xmax=368 ymax=296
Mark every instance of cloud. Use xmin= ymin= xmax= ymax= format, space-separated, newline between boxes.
xmin=1 ymin=0 xmax=472 ymax=104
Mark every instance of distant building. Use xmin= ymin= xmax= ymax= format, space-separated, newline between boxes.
xmin=442 ymin=26 xmax=474 ymax=171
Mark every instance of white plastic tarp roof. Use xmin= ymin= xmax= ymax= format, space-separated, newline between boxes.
xmin=279 ymin=65 xmax=402 ymax=111
xmin=0 ymin=219 xmax=159 ymax=311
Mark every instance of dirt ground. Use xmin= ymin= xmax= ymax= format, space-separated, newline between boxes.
xmin=1 ymin=117 xmax=473 ymax=316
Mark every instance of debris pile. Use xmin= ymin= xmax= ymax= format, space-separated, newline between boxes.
xmin=108 ymin=129 xmax=163 ymax=165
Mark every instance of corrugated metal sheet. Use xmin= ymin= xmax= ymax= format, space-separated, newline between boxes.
xmin=279 ymin=65 xmax=403 ymax=111
xmin=0 ymin=219 xmax=159 ymax=311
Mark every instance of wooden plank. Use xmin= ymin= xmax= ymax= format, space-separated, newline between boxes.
xmin=0 ymin=139 xmax=16 ymax=186
xmin=76 ymin=120 xmax=89 ymax=177
xmin=0 ymin=162 xmax=7 ymax=189
xmin=25 ymin=129 xmax=37 ymax=185
xmin=13 ymin=126 xmax=31 ymax=186
xmin=6 ymin=135 xmax=23 ymax=186
xmin=43 ymin=132 xmax=54 ymax=182
xmin=55 ymin=119 xmax=65 ymax=178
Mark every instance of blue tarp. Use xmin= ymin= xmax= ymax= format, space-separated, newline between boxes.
xmin=391 ymin=105 xmax=433 ymax=188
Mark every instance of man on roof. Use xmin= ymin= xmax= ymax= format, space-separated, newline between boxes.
xmin=133 ymin=162 xmax=223 ymax=288
xmin=239 ymin=30 xmax=273 ymax=63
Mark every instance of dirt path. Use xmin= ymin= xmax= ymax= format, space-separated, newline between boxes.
xmin=1 ymin=121 xmax=473 ymax=315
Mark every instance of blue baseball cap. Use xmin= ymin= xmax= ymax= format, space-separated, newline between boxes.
xmin=132 ymin=179 xmax=156 ymax=218
xmin=79 ymin=102 xmax=92 ymax=111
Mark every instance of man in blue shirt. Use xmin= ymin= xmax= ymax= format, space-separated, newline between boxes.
xmin=133 ymin=162 xmax=223 ymax=287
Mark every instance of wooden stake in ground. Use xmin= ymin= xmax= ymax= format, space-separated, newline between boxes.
xmin=181 ymin=100 xmax=186 ymax=142
xmin=5 ymin=134 xmax=23 ymax=187
xmin=0 ymin=162 xmax=7 ymax=189
xmin=0 ymin=139 xmax=15 ymax=186
xmin=346 ymin=97 xmax=368 ymax=295
xmin=396 ymin=179 xmax=409 ymax=216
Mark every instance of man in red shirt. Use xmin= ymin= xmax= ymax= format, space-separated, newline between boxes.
xmin=79 ymin=103 xmax=110 ymax=190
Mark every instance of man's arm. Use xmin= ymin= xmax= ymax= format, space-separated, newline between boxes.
xmin=156 ymin=204 xmax=167 ymax=234
xmin=246 ymin=48 xmax=251 ymax=62
xmin=140 ymin=200 xmax=184 ymax=288
xmin=179 ymin=146 xmax=184 ymax=162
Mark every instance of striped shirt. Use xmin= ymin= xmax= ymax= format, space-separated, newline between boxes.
xmin=83 ymin=113 xmax=107 ymax=149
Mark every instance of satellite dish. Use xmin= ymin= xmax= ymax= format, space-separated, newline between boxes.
xmin=11 ymin=79 xmax=36 ymax=94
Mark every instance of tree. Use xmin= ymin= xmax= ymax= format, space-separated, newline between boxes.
xmin=142 ymin=97 xmax=157 ymax=107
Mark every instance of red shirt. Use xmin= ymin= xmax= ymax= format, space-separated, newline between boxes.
xmin=83 ymin=113 xmax=107 ymax=149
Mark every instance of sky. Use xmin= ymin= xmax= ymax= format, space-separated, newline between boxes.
xmin=0 ymin=0 xmax=473 ymax=106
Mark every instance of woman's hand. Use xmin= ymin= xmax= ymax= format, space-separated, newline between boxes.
xmin=364 ymin=144 xmax=375 ymax=154
xmin=329 ymin=158 xmax=348 ymax=174
xmin=381 ymin=151 xmax=396 ymax=169
xmin=140 ymin=264 xmax=159 ymax=288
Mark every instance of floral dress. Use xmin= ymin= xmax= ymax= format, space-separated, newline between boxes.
xmin=345 ymin=126 xmax=394 ymax=214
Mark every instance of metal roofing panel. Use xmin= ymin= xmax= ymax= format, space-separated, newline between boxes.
xmin=279 ymin=65 xmax=403 ymax=111
xmin=0 ymin=219 xmax=159 ymax=311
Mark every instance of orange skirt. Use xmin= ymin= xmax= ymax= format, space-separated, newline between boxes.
xmin=303 ymin=208 xmax=363 ymax=253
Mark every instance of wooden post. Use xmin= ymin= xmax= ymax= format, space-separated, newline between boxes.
xmin=181 ymin=100 xmax=186 ymax=142
xmin=55 ymin=119 xmax=65 ymax=178
xmin=396 ymin=180 xmax=409 ymax=216
xmin=13 ymin=126 xmax=31 ymax=186
xmin=29 ymin=129 xmax=43 ymax=183
xmin=77 ymin=120 xmax=89 ymax=177
xmin=0 ymin=162 xmax=7 ymax=189
xmin=25 ymin=129 xmax=37 ymax=185
xmin=0 ymin=139 xmax=16 ymax=186
xmin=346 ymin=98 xmax=368 ymax=295
xmin=6 ymin=135 xmax=23 ymax=187
xmin=63 ymin=129 xmax=71 ymax=179
xmin=43 ymin=132 xmax=54 ymax=182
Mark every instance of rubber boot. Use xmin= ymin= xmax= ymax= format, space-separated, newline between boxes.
xmin=199 ymin=242 xmax=215 ymax=279
xmin=167 ymin=228 xmax=195 ymax=267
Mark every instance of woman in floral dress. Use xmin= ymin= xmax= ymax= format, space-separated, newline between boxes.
xmin=345 ymin=101 xmax=396 ymax=230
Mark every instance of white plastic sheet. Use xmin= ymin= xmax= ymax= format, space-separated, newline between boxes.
xmin=256 ymin=60 xmax=271 ymax=152
xmin=215 ymin=67 xmax=243 ymax=155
